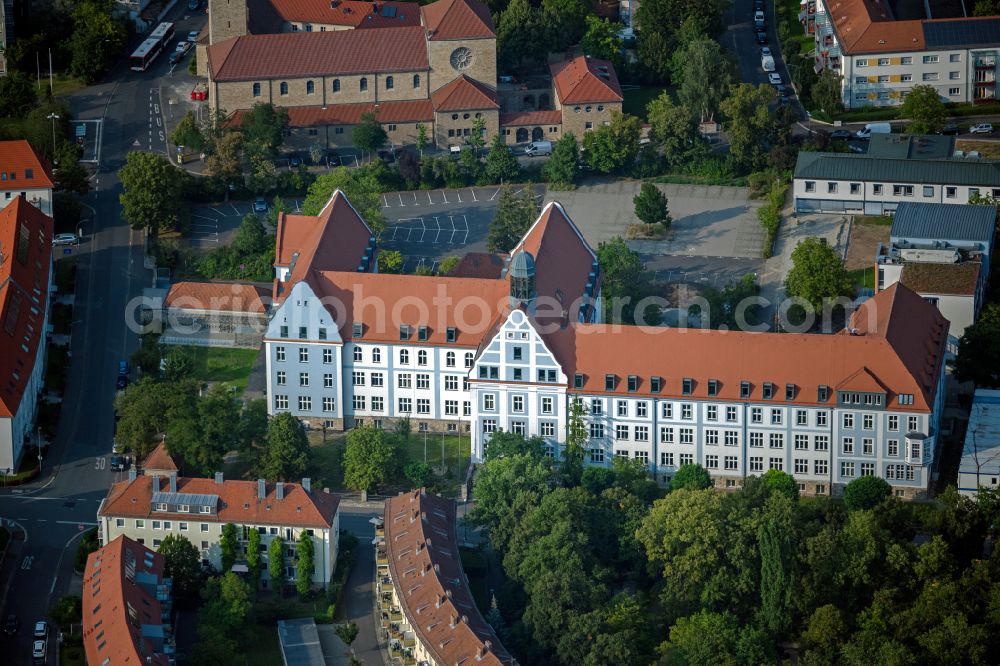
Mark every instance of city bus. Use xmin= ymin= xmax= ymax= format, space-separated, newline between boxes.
xmin=129 ymin=22 xmax=175 ymax=71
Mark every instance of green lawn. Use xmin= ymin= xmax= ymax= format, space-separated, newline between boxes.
xmin=50 ymin=74 xmax=87 ymax=98
xmin=163 ymin=345 xmax=259 ymax=393
xmin=848 ymin=266 xmax=876 ymax=290
xmin=622 ymin=85 xmax=675 ymax=120
xmin=402 ymin=434 xmax=471 ymax=494
xmin=778 ymin=0 xmax=813 ymax=54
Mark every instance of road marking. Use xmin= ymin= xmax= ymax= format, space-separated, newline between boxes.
xmin=470 ymin=188 xmax=478 ymax=202
xmin=441 ymin=191 xmax=450 ymax=204
xmin=55 ymin=520 xmax=97 ymax=526
xmin=456 ymin=191 xmax=462 ymax=203
xmin=489 ymin=188 xmax=501 ymax=201
xmin=398 ymin=193 xmax=405 ymax=207
xmin=230 ymin=204 xmax=240 ymax=215
xmin=20 ymin=556 xmax=33 ymax=570
xmin=427 ymin=191 xmax=433 ymax=205
xmin=383 ymin=194 xmax=390 ymax=207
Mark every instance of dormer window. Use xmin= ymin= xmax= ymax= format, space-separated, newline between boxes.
xmin=155 ymin=503 xmax=167 ymax=512
xmin=707 ymin=379 xmax=719 ymax=397
xmin=605 ymin=374 xmax=616 ymax=391
xmin=651 ymin=376 xmax=661 ymax=393
xmin=627 ymin=375 xmax=638 ymax=392
xmin=352 ymin=323 xmax=363 ymax=339
xmin=574 ymin=373 xmax=584 ymax=389
xmin=446 ymin=327 xmax=457 ymax=343
xmin=400 ymin=325 xmax=410 ymax=341
xmin=818 ymin=385 xmax=829 ymax=402
xmin=418 ymin=326 xmax=429 ymax=341
xmin=279 ymin=325 xmax=288 ymax=338
xmin=785 ymin=384 xmax=795 ymax=401
xmin=682 ymin=378 xmax=693 ymax=395
xmin=740 ymin=381 xmax=751 ymax=398
xmin=762 ymin=382 xmax=774 ymax=400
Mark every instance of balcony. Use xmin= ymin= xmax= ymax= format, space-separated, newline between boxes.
xmin=976 ymin=58 xmax=997 ymax=69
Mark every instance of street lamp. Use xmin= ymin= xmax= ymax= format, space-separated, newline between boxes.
xmin=37 ymin=427 xmax=43 ymax=471
xmin=46 ymin=113 xmax=60 ymax=163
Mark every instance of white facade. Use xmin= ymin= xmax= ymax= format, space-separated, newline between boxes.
xmin=958 ymin=390 xmax=1000 ymax=496
xmin=0 ymin=186 xmax=52 ymax=217
xmin=793 ymin=175 xmax=1000 ymax=215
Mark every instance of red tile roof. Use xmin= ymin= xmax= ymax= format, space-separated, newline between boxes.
xmin=383 ymin=490 xmax=514 ymax=665
xmin=275 ymin=190 xmax=374 ymax=299
xmin=826 ymin=0 xmax=924 ymax=54
xmin=100 ymin=475 xmax=340 ymax=528
xmin=262 ymin=0 xmax=421 ymax=28
xmin=430 ymin=74 xmax=499 ymax=111
xmin=0 ymin=196 xmax=53 ymax=418
xmin=499 ymin=110 xmax=563 ymax=126
xmin=165 ymin=281 xmax=269 ymax=313
xmin=558 ymin=283 xmax=947 ymax=412
xmin=206 ymin=26 xmax=428 ymax=81
xmin=141 ymin=441 xmax=180 ymax=474
xmin=550 ymin=55 xmax=623 ymax=105
xmin=232 ymin=100 xmax=433 ymax=129
xmin=0 ymin=140 xmax=53 ymax=191
xmin=449 ymin=252 xmax=505 ymax=278
xmin=421 ymin=0 xmax=495 ymax=40
xmin=83 ymin=536 xmax=170 ymax=666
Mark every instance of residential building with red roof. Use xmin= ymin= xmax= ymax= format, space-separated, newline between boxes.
xmin=377 ymin=489 xmax=515 ymax=665
xmin=0 ymin=140 xmax=54 ymax=216
xmin=263 ymin=190 xmax=948 ymax=498
xmin=83 ymin=535 xmax=175 ymax=666
xmin=807 ymin=0 xmax=1000 ymax=108
xmin=0 ymin=195 xmax=53 ymax=473
xmin=98 ymin=471 xmax=341 ymax=585
xmin=197 ymin=0 xmax=623 ymax=150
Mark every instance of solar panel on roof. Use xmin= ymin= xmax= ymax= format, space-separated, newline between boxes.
xmin=923 ymin=18 xmax=1000 ymax=48
xmin=381 ymin=4 xmax=396 ymax=16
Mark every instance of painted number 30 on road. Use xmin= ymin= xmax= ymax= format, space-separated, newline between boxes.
xmin=95 ymin=457 xmax=106 ymax=470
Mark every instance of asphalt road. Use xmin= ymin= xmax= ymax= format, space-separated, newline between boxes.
xmin=0 ymin=5 xmax=204 ymax=661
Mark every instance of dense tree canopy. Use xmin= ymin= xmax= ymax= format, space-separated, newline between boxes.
xmin=784 ymin=237 xmax=855 ymax=313
xmin=955 ymin=303 xmax=1000 ymax=388
xmin=899 ymin=85 xmax=947 ymax=134
xmin=118 ymin=152 xmax=188 ymax=235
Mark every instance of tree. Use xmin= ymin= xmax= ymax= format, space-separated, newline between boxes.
xmin=53 ymin=144 xmax=91 ymax=195
xmin=398 ymin=150 xmax=421 ymax=185
xmin=539 ymin=0 xmax=591 ymax=52
xmin=678 ymin=39 xmax=733 ymax=122
xmin=415 ymin=123 xmax=428 ymax=155
xmin=900 ymin=84 xmax=947 ymax=134
xmin=0 ymin=73 xmax=38 ymax=118
xmin=633 ymin=182 xmax=671 ymax=228
xmin=670 ymin=463 xmax=713 ymax=491
xmin=405 ymin=461 xmax=434 ymax=488
xmin=218 ymin=571 xmax=252 ymax=624
xmin=49 ymin=595 xmax=82 ymax=627
xmin=596 ymin=237 xmax=657 ymax=325
xmin=238 ymin=399 xmax=269 ymax=457
xmin=484 ymin=133 xmax=520 ymax=183
xmin=497 ymin=0 xmax=545 ymax=72
xmin=353 ymin=111 xmax=388 ymax=155
xmin=690 ymin=273 xmax=761 ymax=330
xmin=470 ymin=452 xmax=551 ymax=549
xmin=205 ymin=132 xmax=243 ymax=186
xmin=784 ymin=237 xmax=854 ymax=313
xmin=756 ymin=498 xmax=796 ymax=636
xmin=378 ymin=249 xmax=404 ymax=273
xmin=336 ymin=622 xmax=360 ymax=645
xmin=486 ymin=184 xmax=536 ymax=253
xmin=69 ymin=0 xmax=128 ymax=84
xmin=759 ymin=468 xmax=800 ymax=500
xmin=303 ymin=167 xmax=385 ymax=235
xmin=800 ymin=604 xmax=847 ymax=656
xmin=171 ymin=111 xmax=205 ymax=152
xmin=955 ymin=303 xmax=1000 ymax=388
xmin=295 ymin=531 xmax=315 ymax=597
xmin=240 ymin=103 xmax=289 ymax=162
xmin=114 ymin=378 xmax=184 ymax=458
xmin=118 ymin=152 xmax=187 ymax=235
xmin=343 ymin=426 xmax=397 ymax=492
xmin=580 ymin=16 xmax=623 ymax=63
xmin=483 ymin=431 xmax=545 ymax=461
xmin=544 ymin=133 xmax=580 ymax=188
xmin=220 ymin=523 xmax=239 ymax=574
xmin=811 ymin=70 xmax=844 ymax=114
xmin=843 ymin=476 xmax=892 ymax=511
xmin=636 ymin=0 xmax=729 ymax=81
xmin=582 ymin=111 xmax=642 ymax=173
xmin=662 ymin=610 xmax=741 ymax=665
xmin=646 ymin=93 xmax=703 ymax=169
xmin=469 ymin=116 xmax=488 ymax=152
xmin=246 ymin=527 xmax=262 ymax=587
xmin=438 ymin=256 xmax=461 ymax=275
xmin=259 ymin=412 xmax=310 ymax=481
xmin=158 ymin=534 xmax=202 ymax=604
xmin=562 ymin=399 xmax=587 ymax=486
xmin=268 ymin=535 xmax=285 ymax=588
xmin=720 ymin=83 xmax=777 ymax=171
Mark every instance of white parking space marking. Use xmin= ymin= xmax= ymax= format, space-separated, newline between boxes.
xmin=489 ymin=188 xmax=501 ymax=201
xmin=411 ymin=192 xmax=420 ymax=206
xmin=427 ymin=191 xmax=434 ymax=205
xmin=383 ymin=194 xmax=391 ymax=208
xmin=191 ymin=213 xmax=217 ymax=222
xmin=470 ymin=188 xmax=478 ymax=201
xmin=398 ymin=193 xmax=406 ymax=207
xmin=441 ymin=191 xmax=450 ymax=204
xmin=427 ymin=217 xmax=441 ymax=243
xmin=456 ymin=191 xmax=463 ymax=203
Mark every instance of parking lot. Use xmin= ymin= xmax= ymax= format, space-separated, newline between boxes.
xmin=188 ymin=200 xmax=282 ymax=245
xmin=379 ymin=185 xmax=544 ymax=272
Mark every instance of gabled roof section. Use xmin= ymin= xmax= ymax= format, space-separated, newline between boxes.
xmin=165 ymin=282 xmax=269 ymax=314
xmin=384 ymin=490 xmax=514 ymax=665
xmin=231 ymin=100 xmax=433 ymax=129
xmin=206 ymin=27 xmax=428 ymax=81
xmin=550 ymin=55 xmax=623 ymax=105
xmin=0 ymin=140 xmax=53 ymax=191
xmin=141 ymin=441 xmax=180 ymax=473
xmin=431 ymin=74 xmax=499 ymax=111
xmin=99 ymin=476 xmax=340 ymax=529
xmin=421 ymin=0 xmax=495 ymax=40
xmin=0 ymin=197 xmax=53 ymax=418
xmin=836 ymin=366 xmax=888 ymax=393
xmin=83 ymin=536 xmax=170 ymax=666
xmin=259 ymin=0 xmax=421 ymax=28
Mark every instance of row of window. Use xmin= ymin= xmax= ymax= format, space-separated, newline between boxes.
xmin=855 ymin=72 xmax=962 ymax=84
xmin=804 ymin=180 xmax=1000 ymax=199
xmin=481 ymin=394 xmax=555 ymax=414
xmin=854 ymin=87 xmax=962 ymax=101
xmin=855 ymin=54 xmax=961 ymax=66
xmin=276 ymin=345 xmax=476 ymax=368
xmin=252 ymin=74 xmax=421 ymax=98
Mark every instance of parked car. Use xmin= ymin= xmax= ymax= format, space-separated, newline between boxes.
xmin=52 ymin=233 xmax=78 ymax=246
xmin=110 ymin=454 xmax=128 ymax=471
xmin=175 ymin=41 xmax=191 ymax=54
xmin=118 ymin=360 xmax=130 ymax=376
xmin=525 ymin=140 xmax=553 ymax=156
xmin=756 ymin=31 xmax=768 ymax=44
xmin=168 ymin=51 xmax=183 ymax=65
xmin=760 ymin=46 xmax=771 ymax=57
xmin=939 ymin=123 xmax=960 ymax=135
xmin=830 ymin=129 xmax=853 ymax=140
xmin=3 ymin=615 xmax=18 ymax=635
xmin=768 ymin=73 xmax=782 ymax=85
xmin=33 ymin=639 xmax=46 ymax=662
xmin=34 ymin=621 xmax=48 ymax=639
xmin=969 ymin=122 xmax=993 ymax=134
xmin=253 ymin=196 xmax=268 ymax=213
xmin=289 ymin=155 xmax=303 ymax=168
xmin=855 ymin=122 xmax=892 ymax=139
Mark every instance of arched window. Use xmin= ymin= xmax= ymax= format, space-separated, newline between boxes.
xmin=399 ymin=349 xmax=409 ymax=365
xmin=360 ymin=77 xmax=368 ymax=92
xmin=446 ymin=351 xmax=455 ymax=367
xmin=465 ymin=352 xmax=474 ymax=368
xmin=413 ymin=74 xmax=420 ymax=88
xmin=252 ymin=82 xmax=261 ymax=97
xmin=279 ymin=81 xmax=289 ymax=96
xmin=385 ymin=76 xmax=394 ymax=90
xmin=306 ymin=80 xmax=315 ymax=94
xmin=332 ymin=79 xmax=341 ymax=93
xmin=418 ymin=350 xmax=427 ymax=366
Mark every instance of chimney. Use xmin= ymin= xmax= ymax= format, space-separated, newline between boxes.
xmin=168 ymin=471 xmax=177 ymax=493
xmin=214 ymin=472 xmax=224 ymax=484
xmin=436 ymin=594 xmax=446 ymax=608
xmin=450 ymin=613 xmax=460 ymax=628
xmin=128 ymin=468 xmax=137 ymax=483
xmin=258 ymin=479 xmax=266 ymax=499
xmin=477 ymin=642 xmax=492 ymax=660
xmin=302 ymin=477 xmax=311 ymax=492
xmin=276 ymin=482 xmax=284 ymax=501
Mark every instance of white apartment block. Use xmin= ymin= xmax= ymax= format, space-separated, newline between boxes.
xmin=809 ymin=0 xmax=1000 ymax=109
xmin=97 ymin=472 xmax=341 ymax=586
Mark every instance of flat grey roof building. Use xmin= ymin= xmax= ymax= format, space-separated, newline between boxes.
xmin=891 ymin=202 xmax=997 ymax=244
xmin=277 ymin=618 xmax=326 ymax=666
xmin=794 ymin=152 xmax=1000 ymax=187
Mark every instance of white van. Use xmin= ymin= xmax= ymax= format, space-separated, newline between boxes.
xmin=761 ymin=54 xmax=775 ymax=72
xmin=855 ymin=122 xmax=892 ymax=139
xmin=525 ymin=140 xmax=552 ymax=157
